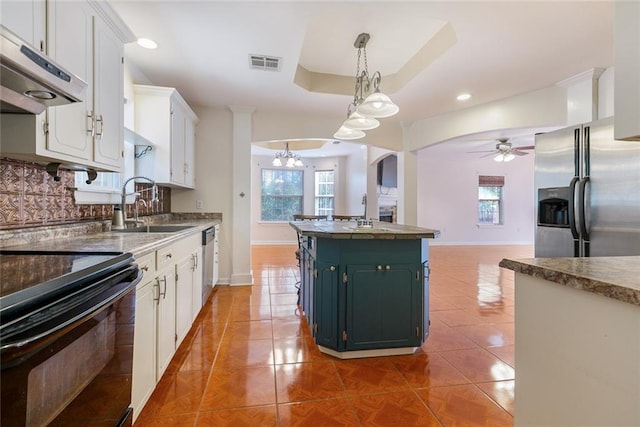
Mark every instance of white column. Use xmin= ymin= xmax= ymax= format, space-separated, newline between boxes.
xmin=397 ymin=123 xmax=418 ymax=226
xmin=230 ymin=106 xmax=254 ymax=285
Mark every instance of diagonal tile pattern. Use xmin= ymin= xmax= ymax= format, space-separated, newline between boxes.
xmin=134 ymin=244 xmax=532 ymax=426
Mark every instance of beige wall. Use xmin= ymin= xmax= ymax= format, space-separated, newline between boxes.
xmin=250 ymin=154 xmax=366 ymax=245
xmin=168 ymin=69 xmax=617 ymax=274
xmin=172 ymin=107 xmax=234 ymax=283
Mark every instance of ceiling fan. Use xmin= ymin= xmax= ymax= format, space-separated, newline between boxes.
xmin=469 ymin=138 xmax=535 ymax=162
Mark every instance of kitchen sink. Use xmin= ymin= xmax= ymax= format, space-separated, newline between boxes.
xmin=112 ymin=225 xmax=196 ymax=233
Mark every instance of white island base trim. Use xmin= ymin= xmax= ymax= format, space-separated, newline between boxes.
xmin=318 ymin=345 xmax=419 ymax=359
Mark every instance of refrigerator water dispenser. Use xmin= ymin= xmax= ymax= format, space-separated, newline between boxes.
xmin=538 ymin=187 xmax=570 ymax=227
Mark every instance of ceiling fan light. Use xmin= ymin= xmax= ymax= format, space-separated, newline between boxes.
xmin=343 ymin=111 xmax=380 ymax=131
xmin=503 ymin=153 xmax=515 ymax=162
xmin=356 ymin=91 xmax=399 ymax=118
xmin=333 ymin=126 xmax=365 ymax=140
xmin=494 ymin=153 xmax=505 ymax=162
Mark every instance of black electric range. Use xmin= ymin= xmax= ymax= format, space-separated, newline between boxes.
xmin=0 ymin=250 xmax=142 ymax=427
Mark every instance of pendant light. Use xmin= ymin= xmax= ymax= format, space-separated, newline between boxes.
xmin=333 ymin=33 xmax=399 ymax=141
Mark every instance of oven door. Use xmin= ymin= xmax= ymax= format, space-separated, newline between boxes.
xmin=1 ymin=266 xmax=141 ymax=427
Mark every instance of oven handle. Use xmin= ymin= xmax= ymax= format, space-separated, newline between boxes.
xmin=0 ymin=268 xmax=142 ymax=352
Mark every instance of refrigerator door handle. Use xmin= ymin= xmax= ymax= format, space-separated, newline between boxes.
xmin=568 ymin=176 xmax=580 ymax=240
xmin=579 ymin=177 xmax=590 ymax=241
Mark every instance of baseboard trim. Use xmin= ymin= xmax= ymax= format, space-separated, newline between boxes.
xmin=251 ymin=240 xmax=297 ymax=246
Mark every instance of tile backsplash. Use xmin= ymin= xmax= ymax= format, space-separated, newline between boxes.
xmin=0 ymin=157 xmax=170 ymax=230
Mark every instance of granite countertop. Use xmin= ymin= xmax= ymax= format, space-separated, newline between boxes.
xmin=499 ymin=256 xmax=640 ymax=307
xmin=290 ymin=220 xmax=440 ymax=239
xmin=0 ymin=218 xmax=220 ymax=258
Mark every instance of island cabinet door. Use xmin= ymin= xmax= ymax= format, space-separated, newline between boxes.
xmin=345 ymin=264 xmax=422 ymax=351
xmin=313 ymin=262 xmax=340 ymax=350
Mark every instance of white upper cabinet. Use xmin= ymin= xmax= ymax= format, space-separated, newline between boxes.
xmin=0 ymin=0 xmax=134 ymax=174
xmin=47 ymin=0 xmax=94 ymax=163
xmin=614 ymin=1 xmax=640 ymax=141
xmin=133 ymin=85 xmax=199 ymax=188
xmin=0 ymin=0 xmax=46 ymax=50
xmin=92 ymin=11 xmax=125 ymax=168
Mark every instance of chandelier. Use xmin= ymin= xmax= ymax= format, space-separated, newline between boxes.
xmin=272 ymin=142 xmax=304 ymax=168
xmin=334 ymin=33 xmax=399 ymax=141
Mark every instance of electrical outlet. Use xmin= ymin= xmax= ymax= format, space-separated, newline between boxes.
xmin=196 ymin=200 xmax=204 ymax=209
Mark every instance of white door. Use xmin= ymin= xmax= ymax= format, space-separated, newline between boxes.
xmin=92 ymin=12 xmax=124 ymax=170
xmin=1 ymin=0 xmax=46 ymax=50
xmin=46 ymin=0 xmax=93 ymax=161
xmin=156 ymin=267 xmax=176 ymax=379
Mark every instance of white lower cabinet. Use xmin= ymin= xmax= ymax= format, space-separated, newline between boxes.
xmin=155 ymin=264 xmax=177 ymax=379
xmin=175 ymin=255 xmax=194 ymax=348
xmin=131 ymin=232 xmax=204 ymax=422
xmin=131 ymin=253 xmax=156 ymax=422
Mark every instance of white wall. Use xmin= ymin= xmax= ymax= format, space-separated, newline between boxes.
xmin=407 ymin=86 xmax=567 ymax=152
xmin=417 ymin=147 xmax=535 ymax=245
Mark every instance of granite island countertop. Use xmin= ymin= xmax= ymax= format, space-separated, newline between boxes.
xmin=290 ymin=220 xmax=440 ymax=239
xmin=499 ymin=256 xmax=640 ymax=307
xmin=0 ymin=219 xmax=219 ymax=258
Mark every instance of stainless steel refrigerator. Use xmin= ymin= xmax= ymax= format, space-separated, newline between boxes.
xmin=534 ymin=116 xmax=640 ymax=257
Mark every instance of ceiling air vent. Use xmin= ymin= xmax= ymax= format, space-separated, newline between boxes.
xmin=249 ymin=54 xmax=282 ymax=71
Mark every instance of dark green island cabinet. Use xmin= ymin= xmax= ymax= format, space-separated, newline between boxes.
xmin=291 ymin=220 xmax=440 ymax=359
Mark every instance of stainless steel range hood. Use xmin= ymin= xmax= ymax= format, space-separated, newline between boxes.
xmin=1 ymin=25 xmax=87 ymax=114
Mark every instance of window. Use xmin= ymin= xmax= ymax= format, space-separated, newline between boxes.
xmin=72 ymin=172 xmax=122 ymax=204
xmin=315 ymin=170 xmax=334 ymax=217
xmin=478 ymin=175 xmax=504 ymax=225
xmin=261 ymin=169 xmax=303 ymax=221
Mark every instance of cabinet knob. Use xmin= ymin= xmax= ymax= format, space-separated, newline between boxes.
xmin=376 ymin=265 xmax=383 ymax=271
xmin=385 ymin=265 xmax=391 ymax=271
xmin=141 ymin=265 xmax=149 ymax=272
xmin=330 ymin=266 xmax=335 ymax=272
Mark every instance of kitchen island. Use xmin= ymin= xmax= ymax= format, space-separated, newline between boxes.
xmin=499 ymin=256 xmax=640 ymax=426
xmin=290 ymin=220 xmax=439 ymax=359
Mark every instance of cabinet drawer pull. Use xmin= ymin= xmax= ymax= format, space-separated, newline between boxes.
xmin=95 ymin=114 xmax=104 ymax=139
xmin=329 ymin=266 xmax=335 ymax=272
xmin=165 ymin=253 xmax=172 ymax=259
xmin=153 ymin=280 xmax=160 ymax=303
xmin=385 ymin=265 xmax=391 ymax=271
xmin=159 ymin=276 xmax=167 ymax=299
xmin=86 ymin=111 xmax=95 ymax=136
xmin=141 ymin=265 xmax=149 ymax=272
xmin=376 ymin=265 xmax=383 ymax=271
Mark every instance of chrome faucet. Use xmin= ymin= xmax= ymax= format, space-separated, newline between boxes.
xmin=113 ymin=176 xmax=158 ymax=229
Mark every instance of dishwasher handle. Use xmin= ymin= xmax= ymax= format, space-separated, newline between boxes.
xmin=202 ymin=227 xmax=215 ymax=245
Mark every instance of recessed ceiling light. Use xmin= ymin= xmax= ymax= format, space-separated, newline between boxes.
xmin=457 ymin=93 xmax=471 ymax=101
xmin=137 ymin=38 xmax=158 ymax=49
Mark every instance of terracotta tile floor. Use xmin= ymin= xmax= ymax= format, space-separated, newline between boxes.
xmin=134 ymin=244 xmax=532 ymax=426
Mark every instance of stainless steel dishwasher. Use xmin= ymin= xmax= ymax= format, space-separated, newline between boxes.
xmin=202 ymin=226 xmax=215 ymax=305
